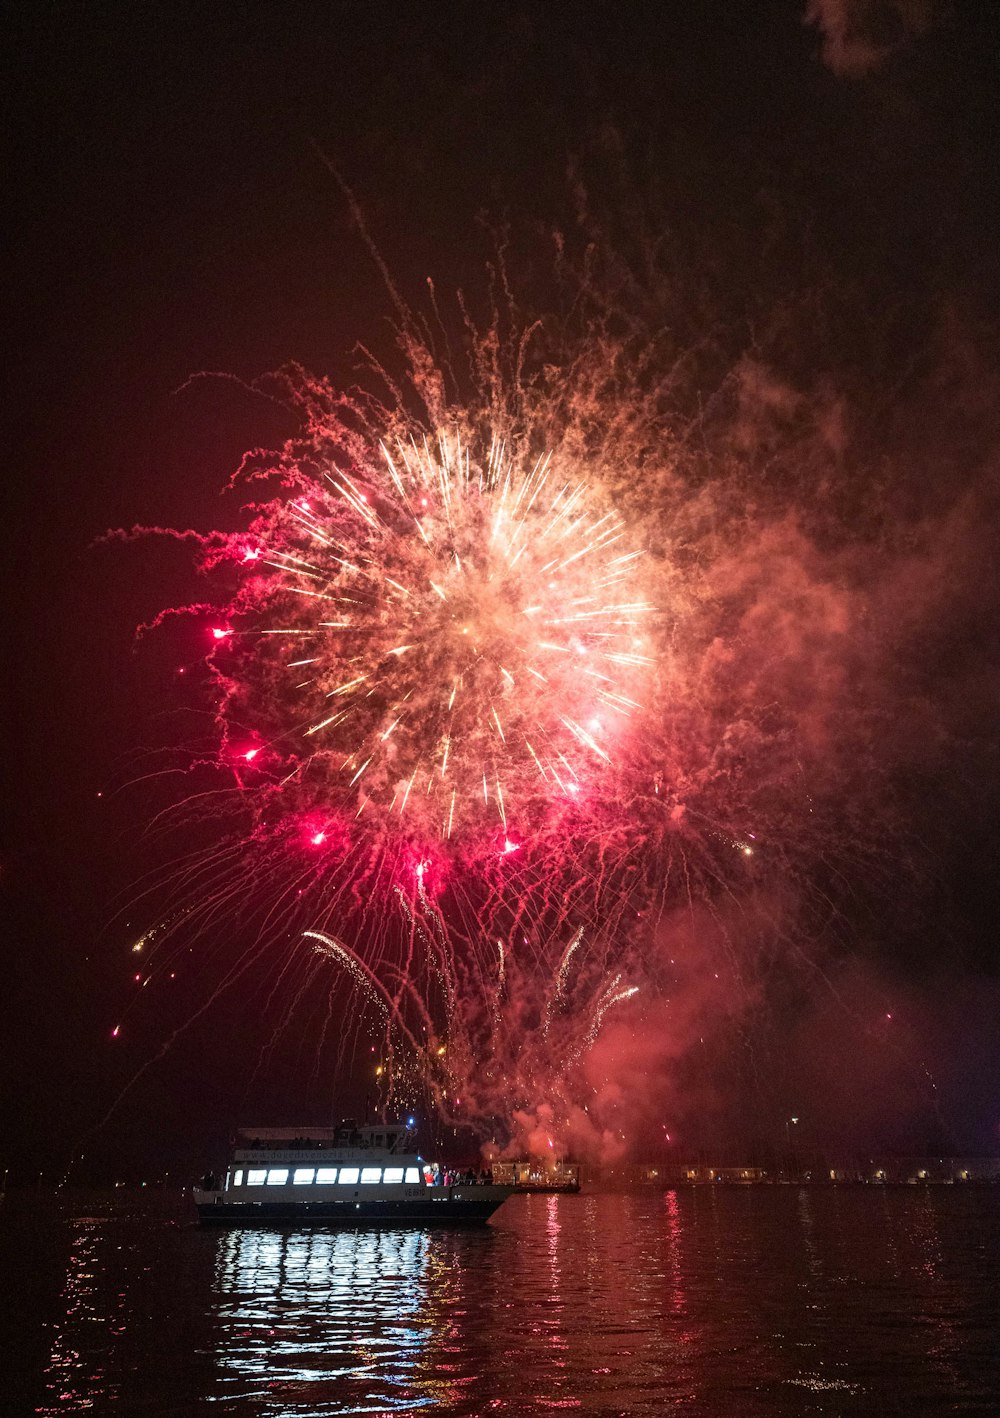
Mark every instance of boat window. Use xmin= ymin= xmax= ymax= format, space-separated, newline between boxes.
xmin=316 ymin=1168 xmax=338 ymax=1184
xmin=247 ymin=1169 xmax=267 ymax=1186
xmin=293 ymin=1168 xmax=315 ymax=1185
xmin=266 ymin=1168 xmax=289 ymax=1186
xmin=383 ymin=1167 xmax=404 ymax=1184
xmin=405 ymin=1167 xmax=420 ymax=1184
xmin=360 ymin=1167 xmax=382 ymax=1184
xmin=233 ymin=1170 xmax=244 ymax=1187
xmin=337 ymin=1167 xmax=359 ymax=1185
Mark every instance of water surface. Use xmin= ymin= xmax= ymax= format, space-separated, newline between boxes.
xmin=3 ymin=1185 xmax=998 ymax=1414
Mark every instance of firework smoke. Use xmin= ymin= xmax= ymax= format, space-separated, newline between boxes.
xmin=115 ymin=216 xmax=989 ymax=1162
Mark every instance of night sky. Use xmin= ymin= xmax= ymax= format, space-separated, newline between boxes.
xmin=4 ymin=1 xmax=999 ymax=1184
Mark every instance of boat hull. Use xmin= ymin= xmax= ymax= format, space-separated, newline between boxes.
xmin=195 ymin=1186 xmax=511 ymax=1227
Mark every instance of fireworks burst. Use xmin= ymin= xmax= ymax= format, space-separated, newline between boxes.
xmin=216 ymin=430 xmax=652 ymax=841
xmin=113 ymin=229 xmax=925 ymax=1160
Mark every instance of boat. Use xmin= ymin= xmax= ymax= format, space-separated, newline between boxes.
xmin=192 ymin=1120 xmax=513 ymax=1226
xmin=493 ymin=1160 xmax=581 ymax=1194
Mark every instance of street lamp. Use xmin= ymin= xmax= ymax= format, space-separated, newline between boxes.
xmin=785 ymin=1116 xmax=799 ymax=1177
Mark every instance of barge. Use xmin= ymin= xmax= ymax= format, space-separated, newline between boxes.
xmin=493 ymin=1160 xmax=581 ymax=1193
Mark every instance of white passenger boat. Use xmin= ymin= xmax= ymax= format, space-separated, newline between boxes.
xmin=193 ymin=1121 xmax=512 ymax=1226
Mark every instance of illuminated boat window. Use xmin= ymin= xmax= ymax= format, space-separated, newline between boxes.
xmin=383 ymin=1167 xmax=404 ymax=1184
xmin=266 ymin=1168 xmax=289 ymax=1186
xmin=316 ymin=1168 xmax=338 ymax=1184
xmin=247 ymin=1169 xmax=267 ymax=1186
xmin=233 ymin=1170 xmax=244 ymax=1187
xmin=360 ymin=1167 xmax=382 ymax=1184
xmin=405 ymin=1167 xmax=421 ymax=1184
xmin=337 ymin=1167 xmax=359 ymax=1185
xmin=293 ymin=1168 xmax=315 ymax=1185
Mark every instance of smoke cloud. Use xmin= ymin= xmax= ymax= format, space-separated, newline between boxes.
xmin=805 ymin=0 xmax=938 ymax=76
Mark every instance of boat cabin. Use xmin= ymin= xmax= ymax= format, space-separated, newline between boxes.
xmin=234 ymin=1120 xmax=412 ymax=1157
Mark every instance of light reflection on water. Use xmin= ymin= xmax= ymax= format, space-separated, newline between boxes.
xmin=12 ymin=1187 xmax=1000 ymax=1415
xmin=211 ymin=1227 xmax=465 ymax=1412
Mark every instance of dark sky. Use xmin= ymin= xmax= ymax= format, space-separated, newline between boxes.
xmin=3 ymin=1 xmax=999 ymax=1182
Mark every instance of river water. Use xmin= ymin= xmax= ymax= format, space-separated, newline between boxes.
xmin=3 ymin=1185 xmax=998 ymax=1415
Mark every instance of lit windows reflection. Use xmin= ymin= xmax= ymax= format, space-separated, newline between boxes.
xmin=210 ymin=1228 xmax=439 ymax=1410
